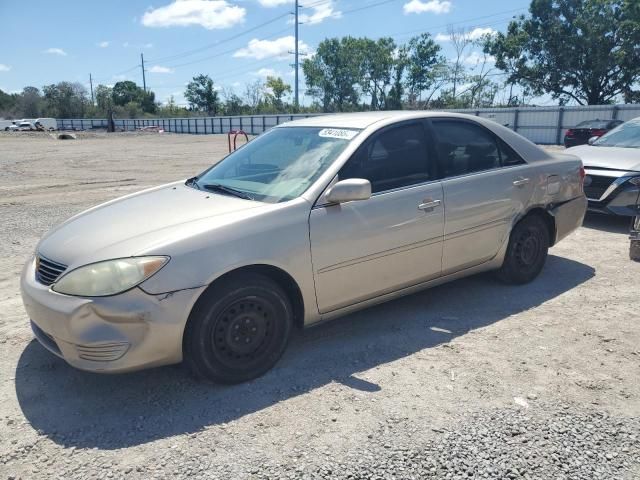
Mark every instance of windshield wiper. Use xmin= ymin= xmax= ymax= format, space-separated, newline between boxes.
xmin=185 ymin=176 xmax=200 ymax=190
xmin=202 ymin=183 xmax=254 ymax=200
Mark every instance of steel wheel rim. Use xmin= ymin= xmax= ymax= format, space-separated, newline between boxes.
xmin=514 ymin=227 xmax=542 ymax=269
xmin=211 ymin=296 xmax=274 ymax=369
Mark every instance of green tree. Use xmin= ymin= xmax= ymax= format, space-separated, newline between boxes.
xmin=184 ymin=74 xmax=220 ymax=115
xmin=17 ymin=86 xmax=43 ymax=117
xmin=112 ymin=81 xmax=156 ymax=114
xmin=42 ymin=82 xmax=89 ymax=118
xmin=95 ymin=85 xmax=113 ymax=113
xmin=404 ymin=34 xmax=447 ymax=107
xmin=484 ymin=0 xmax=640 ymax=105
xmin=0 ymin=89 xmax=18 ymax=116
xmin=265 ymin=76 xmax=292 ymax=111
xmin=359 ymin=37 xmax=396 ymax=110
xmin=303 ymin=37 xmax=363 ymax=112
xmin=223 ymin=93 xmax=244 ymax=116
xmin=112 ymin=81 xmax=141 ymax=106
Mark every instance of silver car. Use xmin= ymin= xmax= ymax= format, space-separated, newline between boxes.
xmin=21 ymin=112 xmax=587 ymax=383
xmin=566 ymin=117 xmax=640 ymax=216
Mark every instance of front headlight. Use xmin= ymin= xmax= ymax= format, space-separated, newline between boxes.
xmin=52 ymin=256 xmax=169 ymax=297
xmin=628 ymin=176 xmax=640 ymax=187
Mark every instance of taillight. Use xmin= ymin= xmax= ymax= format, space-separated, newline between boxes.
xmin=565 ymin=129 xmax=575 ymax=137
xmin=591 ymin=129 xmax=607 ymax=137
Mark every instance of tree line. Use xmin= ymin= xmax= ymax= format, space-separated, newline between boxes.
xmin=1 ymin=0 xmax=638 ymax=120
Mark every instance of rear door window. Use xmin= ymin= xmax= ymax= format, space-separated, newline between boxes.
xmin=431 ymin=120 xmax=501 ymax=177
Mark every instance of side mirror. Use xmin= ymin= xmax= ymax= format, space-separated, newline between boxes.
xmin=325 ymin=178 xmax=372 ymax=204
xmin=588 ymin=136 xmax=599 ymax=145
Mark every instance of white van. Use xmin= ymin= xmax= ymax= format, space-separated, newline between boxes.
xmin=34 ymin=118 xmax=57 ymax=131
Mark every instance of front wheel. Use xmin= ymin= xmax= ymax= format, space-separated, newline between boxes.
xmin=497 ymin=214 xmax=550 ymax=284
xmin=184 ymin=273 xmax=293 ymax=384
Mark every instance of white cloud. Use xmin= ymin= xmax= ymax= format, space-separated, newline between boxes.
xmin=43 ymin=48 xmax=67 ymax=56
xmin=468 ymin=27 xmax=497 ymax=40
xmin=298 ymin=0 xmax=339 ymax=25
xmin=403 ymin=0 xmax=452 ymax=15
xmin=435 ymin=27 xmax=497 ymax=42
xmin=253 ymin=68 xmax=279 ymax=77
xmin=0 ymin=64 xmax=11 ymax=72
xmin=142 ymin=0 xmax=246 ymax=30
xmin=97 ymin=41 xmax=110 ymax=48
xmin=234 ymin=35 xmax=310 ymax=60
xmin=464 ymin=51 xmax=495 ymax=65
xmin=149 ymin=65 xmax=175 ymax=73
xmin=259 ymin=0 xmax=338 ymax=25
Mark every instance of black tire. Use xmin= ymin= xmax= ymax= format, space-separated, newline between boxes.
xmin=630 ymin=240 xmax=640 ymax=262
xmin=497 ymin=214 xmax=550 ymax=284
xmin=183 ymin=273 xmax=293 ymax=384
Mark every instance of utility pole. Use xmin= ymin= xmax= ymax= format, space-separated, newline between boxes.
xmin=140 ymin=53 xmax=147 ymax=92
xmin=89 ymin=73 xmax=94 ymax=105
xmin=294 ymin=0 xmax=299 ymax=110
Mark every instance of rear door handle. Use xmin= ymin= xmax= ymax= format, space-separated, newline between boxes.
xmin=418 ymin=199 xmax=441 ymax=212
xmin=513 ymin=177 xmax=530 ymax=187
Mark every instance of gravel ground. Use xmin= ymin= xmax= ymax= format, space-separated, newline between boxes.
xmin=1 ymin=132 xmax=639 ymax=479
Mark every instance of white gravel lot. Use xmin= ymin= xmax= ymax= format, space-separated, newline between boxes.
xmin=0 ymin=131 xmax=639 ymax=479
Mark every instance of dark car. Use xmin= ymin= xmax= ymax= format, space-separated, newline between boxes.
xmin=564 ymin=119 xmax=624 ymax=148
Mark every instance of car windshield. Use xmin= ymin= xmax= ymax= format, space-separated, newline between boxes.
xmin=593 ymin=120 xmax=640 ymax=148
xmin=191 ymin=126 xmax=360 ymax=203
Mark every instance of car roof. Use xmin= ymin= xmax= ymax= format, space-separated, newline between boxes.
xmin=276 ymin=111 xmax=496 ymax=129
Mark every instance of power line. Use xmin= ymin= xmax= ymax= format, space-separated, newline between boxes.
xmin=145 ymin=12 xmax=290 ymax=64
xmin=160 ymin=26 xmax=291 ymax=70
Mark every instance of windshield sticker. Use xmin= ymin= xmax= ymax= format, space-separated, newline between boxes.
xmin=318 ymin=128 xmax=358 ymax=140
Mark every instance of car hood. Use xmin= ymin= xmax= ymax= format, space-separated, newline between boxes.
xmin=37 ymin=181 xmax=265 ymax=267
xmin=566 ymin=145 xmax=640 ymax=173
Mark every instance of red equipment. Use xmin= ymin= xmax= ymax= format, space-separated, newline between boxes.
xmin=227 ymin=130 xmax=249 ymax=153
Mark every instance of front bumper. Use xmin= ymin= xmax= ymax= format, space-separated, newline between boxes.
xmin=20 ymin=257 xmax=206 ymax=373
xmin=587 ymin=186 xmax=640 ymax=216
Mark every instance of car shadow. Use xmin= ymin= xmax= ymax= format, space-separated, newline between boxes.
xmin=15 ymin=254 xmax=594 ymax=450
xmin=582 ymin=212 xmax=630 ymax=234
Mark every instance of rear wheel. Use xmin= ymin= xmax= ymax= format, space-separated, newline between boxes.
xmin=184 ymin=273 xmax=293 ymax=384
xmin=497 ymin=214 xmax=550 ymax=284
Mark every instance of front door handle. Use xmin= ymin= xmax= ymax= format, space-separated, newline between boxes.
xmin=513 ymin=177 xmax=530 ymax=187
xmin=418 ymin=199 xmax=441 ymax=212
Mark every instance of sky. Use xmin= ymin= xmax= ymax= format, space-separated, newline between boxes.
xmin=0 ymin=0 xmax=534 ymax=106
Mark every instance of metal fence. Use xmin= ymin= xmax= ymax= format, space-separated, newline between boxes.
xmin=56 ymin=114 xmax=318 ymax=137
xmin=56 ymin=104 xmax=640 ymax=145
